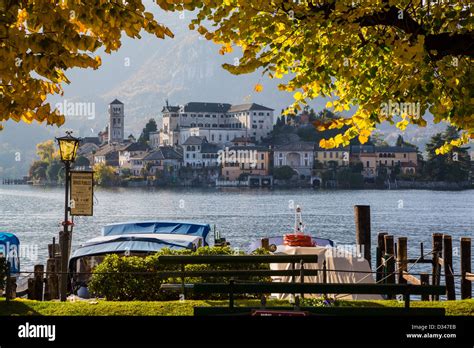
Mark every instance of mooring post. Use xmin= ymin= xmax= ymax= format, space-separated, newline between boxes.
xmin=431 ymin=233 xmax=443 ymax=300
xmin=27 ymin=278 xmax=35 ymax=300
xmin=46 ymin=257 xmax=59 ymax=300
xmin=397 ymin=237 xmax=408 ymax=284
xmin=442 ymin=235 xmax=455 ymax=300
xmin=460 ymin=237 xmax=472 ymax=299
xmin=384 ymin=235 xmax=395 ymax=299
xmin=261 ymin=238 xmax=269 ymax=251
xmin=34 ymin=264 xmax=45 ymax=301
xmin=5 ymin=261 xmax=11 ymax=302
xmin=376 ymin=232 xmax=388 ymax=283
xmin=420 ymin=273 xmax=430 ymax=301
xmin=354 ymin=205 xmax=371 ymax=266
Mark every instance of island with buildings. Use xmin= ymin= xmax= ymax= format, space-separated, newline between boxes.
xmin=23 ymin=99 xmax=473 ymax=189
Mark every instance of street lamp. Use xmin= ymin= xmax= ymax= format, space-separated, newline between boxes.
xmin=55 ymin=131 xmax=80 ymax=301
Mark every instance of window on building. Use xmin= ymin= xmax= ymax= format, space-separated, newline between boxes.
xmin=324 ymin=152 xmax=327 ymax=159
xmin=193 ymin=154 xmax=196 ymax=158
xmin=404 ymin=154 xmax=407 ymax=158
xmin=219 ymin=135 xmax=222 ymax=141
xmin=366 ymin=161 xmax=369 ymax=168
xmin=305 ymin=159 xmax=308 ymax=166
xmin=211 ymin=135 xmax=215 ymax=141
xmin=279 ymin=160 xmax=283 ymax=166
xmin=261 ymin=163 xmax=264 ymax=169
xmin=261 ymin=154 xmax=264 ymax=160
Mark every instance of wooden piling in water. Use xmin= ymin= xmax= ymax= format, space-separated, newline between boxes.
xmin=431 ymin=233 xmax=443 ymax=300
xmin=397 ymin=237 xmax=408 ymax=284
xmin=460 ymin=237 xmax=472 ymax=299
xmin=384 ymin=235 xmax=395 ymax=299
xmin=443 ymin=235 xmax=455 ymax=300
xmin=33 ymin=264 xmax=44 ymax=301
xmin=420 ymin=273 xmax=430 ymax=301
xmin=45 ymin=258 xmax=59 ymax=300
xmin=376 ymin=232 xmax=388 ymax=283
xmin=261 ymin=238 xmax=269 ymax=251
xmin=27 ymin=278 xmax=34 ymax=300
xmin=354 ymin=205 xmax=371 ymax=266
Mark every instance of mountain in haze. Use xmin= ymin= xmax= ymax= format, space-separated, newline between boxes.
xmin=0 ymin=12 xmax=448 ymax=177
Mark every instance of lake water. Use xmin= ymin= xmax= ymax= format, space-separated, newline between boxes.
xmin=0 ymin=185 xmax=472 ymax=295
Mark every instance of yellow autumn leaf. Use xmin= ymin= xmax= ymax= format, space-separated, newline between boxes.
xmin=294 ymin=91 xmax=304 ymax=101
xmin=254 ymin=83 xmax=263 ymax=92
xmin=358 ymin=135 xmax=369 ymax=144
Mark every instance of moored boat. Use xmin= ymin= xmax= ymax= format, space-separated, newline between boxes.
xmin=68 ymin=221 xmax=213 ymax=294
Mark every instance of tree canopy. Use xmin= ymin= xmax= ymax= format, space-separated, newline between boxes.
xmin=138 ymin=118 xmax=158 ymax=144
xmin=171 ymin=0 xmax=473 ymax=152
xmin=2 ymin=1 xmax=472 ymax=154
xmin=1 ymin=1 xmax=173 ymax=129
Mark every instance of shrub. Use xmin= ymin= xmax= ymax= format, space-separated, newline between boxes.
xmin=88 ymin=246 xmax=270 ymax=301
xmin=273 ymin=165 xmax=296 ymax=180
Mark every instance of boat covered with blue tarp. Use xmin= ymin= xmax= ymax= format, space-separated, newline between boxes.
xmin=101 ymin=221 xmax=211 ymax=245
xmin=0 ymin=232 xmax=20 ymax=274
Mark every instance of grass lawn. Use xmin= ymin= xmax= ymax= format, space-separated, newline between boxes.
xmin=1 ymin=298 xmax=473 ymax=316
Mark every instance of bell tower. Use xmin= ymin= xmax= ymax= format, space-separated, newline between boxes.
xmin=108 ymin=99 xmax=124 ymax=144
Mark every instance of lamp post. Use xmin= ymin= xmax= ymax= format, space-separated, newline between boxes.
xmin=56 ymin=131 xmax=80 ymax=301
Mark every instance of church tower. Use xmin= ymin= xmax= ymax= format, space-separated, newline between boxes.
xmin=108 ymin=99 xmax=124 ymax=144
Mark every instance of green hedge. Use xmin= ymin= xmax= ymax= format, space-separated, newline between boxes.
xmin=88 ymin=246 xmax=270 ymax=301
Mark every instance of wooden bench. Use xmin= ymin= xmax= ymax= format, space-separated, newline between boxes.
xmin=188 ymin=282 xmax=446 ymax=316
xmin=157 ymin=255 xmax=446 ymax=316
xmin=157 ymin=254 xmax=319 ymax=296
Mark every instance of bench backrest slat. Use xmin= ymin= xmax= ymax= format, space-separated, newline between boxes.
xmin=193 ymin=283 xmax=446 ymax=296
xmin=157 ymin=255 xmax=318 ymax=264
xmin=157 ymin=269 xmax=320 ymax=278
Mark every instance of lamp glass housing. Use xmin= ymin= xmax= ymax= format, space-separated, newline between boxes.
xmin=56 ymin=133 xmax=80 ymax=163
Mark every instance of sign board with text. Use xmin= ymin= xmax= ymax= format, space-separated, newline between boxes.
xmin=70 ymin=171 xmax=94 ymax=216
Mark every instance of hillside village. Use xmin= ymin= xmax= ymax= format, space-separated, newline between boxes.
xmin=62 ymin=98 xmax=464 ymax=189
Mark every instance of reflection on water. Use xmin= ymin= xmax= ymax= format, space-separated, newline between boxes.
xmin=1 ymin=185 xmax=473 ymax=295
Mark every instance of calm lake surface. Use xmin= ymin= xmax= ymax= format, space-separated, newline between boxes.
xmin=1 ymin=185 xmax=472 ymax=295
